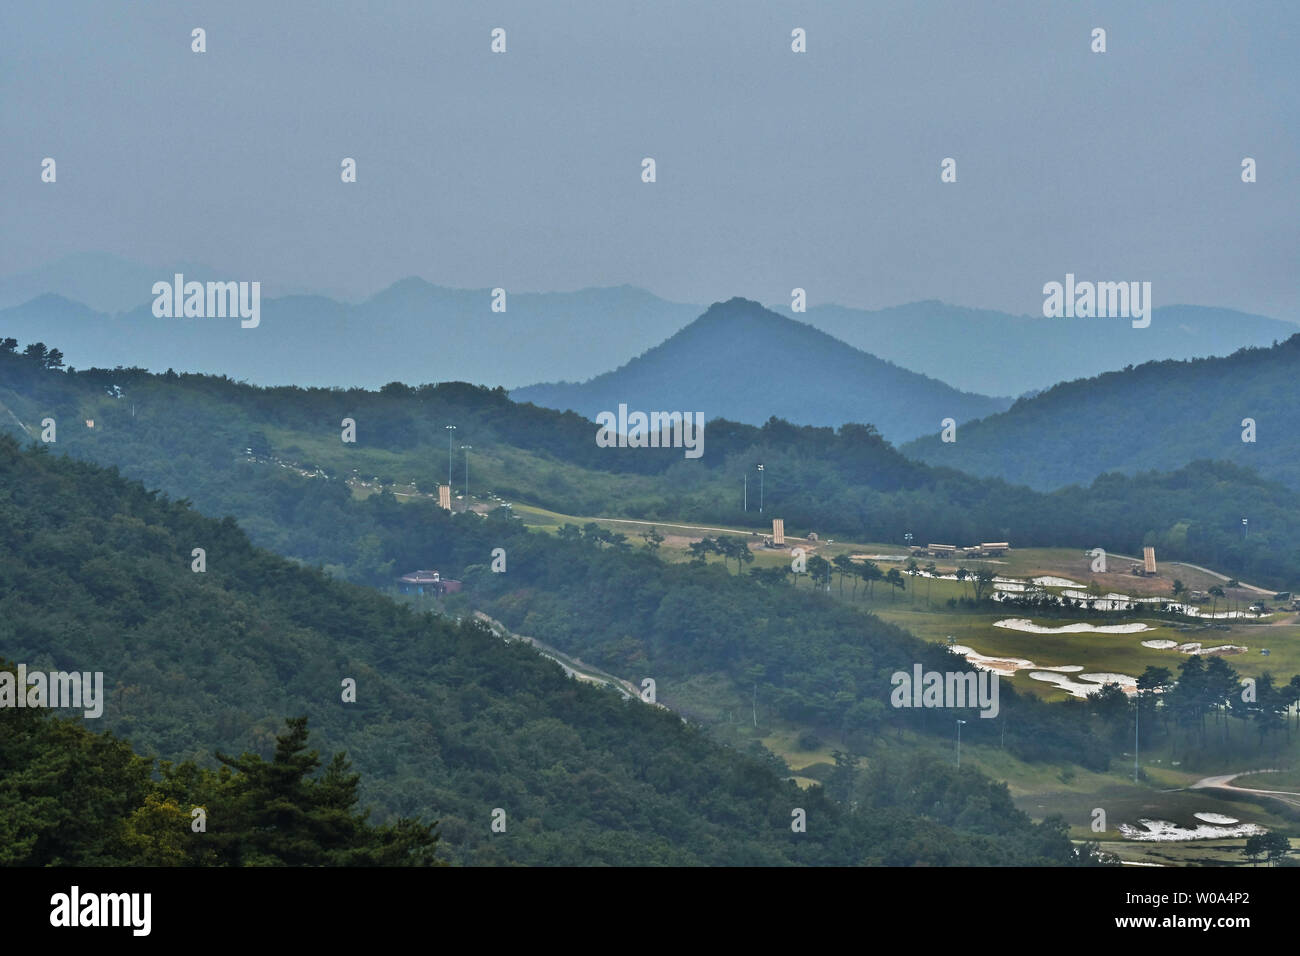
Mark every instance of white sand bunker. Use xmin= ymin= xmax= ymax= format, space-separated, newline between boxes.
xmin=994 ymin=582 xmax=1027 ymax=591
xmin=950 ymin=645 xmax=1082 ymax=676
xmin=1194 ymin=812 xmax=1239 ymax=825
xmin=1175 ymin=643 xmax=1247 ymax=655
xmin=1119 ymin=818 xmax=1264 ymax=841
xmin=1142 ymin=639 xmax=1179 ymax=649
xmin=1167 ymin=604 xmax=1247 ymax=619
xmin=1031 ymin=576 xmax=1084 ymax=588
xmin=1029 ymin=671 xmax=1136 ymax=698
xmin=1063 ymin=589 xmax=1133 ymax=602
xmin=994 ymin=618 xmax=1153 ymax=634
xmin=950 ymin=645 xmax=1034 ymax=674
xmin=1082 ymin=672 xmax=1136 ymax=685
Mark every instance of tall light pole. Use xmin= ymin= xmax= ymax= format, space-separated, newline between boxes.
xmin=757 ymin=464 xmax=764 ymax=513
xmin=955 ymin=719 xmax=967 ymax=768
xmin=743 ymin=474 xmax=748 ymax=512
xmin=1134 ymin=687 xmax=1141 ymax=784
xmin=445 ymin=425 xmax=456 ymax=487
xmin=1242 ymin=517 xmax=1248 ymax=540
xmin=461 ymin=445 xmax=472 ymax=505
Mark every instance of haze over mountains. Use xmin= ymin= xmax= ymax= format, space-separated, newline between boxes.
xmin=789 ymin=301 xmax=1299 ymax=397
xmin=0 ymin=256 xmax=701 ymax=390
xmin=903 ymin=335 xmax=1300 ymax=492
xmin=2 ymin=255 xmax=1293 ymax=402
xmin=512 ymin=297 xmax=1011 ymax=443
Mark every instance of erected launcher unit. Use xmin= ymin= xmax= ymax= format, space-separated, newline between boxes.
xmin=1130 ymin=546 xmax=1157 ymax=577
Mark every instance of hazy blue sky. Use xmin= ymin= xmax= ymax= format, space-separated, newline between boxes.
xmin=3 ymin=0 xmax=1296 ymax=318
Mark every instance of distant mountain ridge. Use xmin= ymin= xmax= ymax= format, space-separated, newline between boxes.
xmin=3 ymin=252 xmax=1293 ymax=398
xmin=786 ymin=300 xmax=1298 ymax=396
xmin=511 ymin=297 xmax=1011 ymax=443
xmin=0 ymin=280 xmax=701 ymax=390
xmin=902 ymin=335 xmax=1300 ymax=491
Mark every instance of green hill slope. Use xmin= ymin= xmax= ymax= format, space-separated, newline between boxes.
xmin=903 ymin=336 xmax=1300 ymax=490
xmin=0 ymin=436 xmax=1088 ymax=866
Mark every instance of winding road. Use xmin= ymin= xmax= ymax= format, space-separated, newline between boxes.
xmin=1190 ymin=770 xmax=1300 ymax=810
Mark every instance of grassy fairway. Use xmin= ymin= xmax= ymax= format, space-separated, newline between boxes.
xmin=358 ymin=494 xmax=1300 ymax=864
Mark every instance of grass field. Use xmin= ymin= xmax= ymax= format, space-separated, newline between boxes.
xmin=349 ymin=490 xmax=1300 ymax=864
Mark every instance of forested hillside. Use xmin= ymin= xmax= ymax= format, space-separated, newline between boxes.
xmin=0 ymin=709 xmax=442 ymax=866
xmin=0 ymin=437 xmax=1095 ymax=866
xmin=512 ymin=297 xmax=1011 ymax=441
xmin=903 ymin=335 xmax=1300 ymax=491
xmin=1 ymin=339 xmax=1261 ymax=772
xmin=3 ymin=338 xmax=1298 ymax=589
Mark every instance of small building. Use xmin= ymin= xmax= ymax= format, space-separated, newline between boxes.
xmin=396 ymin=569 xmax=462 ymax=596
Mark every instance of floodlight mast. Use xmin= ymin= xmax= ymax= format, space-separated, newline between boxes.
xmin=446 ymin=425 xmax=456 ymax=487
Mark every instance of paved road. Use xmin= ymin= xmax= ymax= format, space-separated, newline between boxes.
xmin=593 ymin=516 xmax=795 ymax=539
xmin=1190 ymin=770 xmax=1300 ymax=810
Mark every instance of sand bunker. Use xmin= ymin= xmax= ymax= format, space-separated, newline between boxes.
xmin=1194 ymin=812 xmax=1240 ymax=825
xmin=1031 ymin=576 xmax=1085 ymax=588
xmin=949 ymin=645 xmax=1082 ymax=676
xmin=1174 ymin=643 xmax=1247 ymax=655
xmin=1141 ymin=640 xmax=1179 ymax=649
xmin=994 ymin=618 xmax=1152 ymax=634
xmin=1029 ymin=671 xmax=1136 ymax=698
xmin=1118 ymin=818 xmax=1264 ymax=841
xmin=1062 ymin=589 xmax=1133 ymax=602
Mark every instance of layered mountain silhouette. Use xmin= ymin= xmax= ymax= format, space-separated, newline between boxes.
xmin=3 ymin=254 xmax=1293 ymax=399
xmin=511 ymin=297 xmax=1011 ymax=443
xmin=788 ymin=301 xmax=1297 ymax=396
xmin=903 ymin=335 xmax=1300 ymax=490
xmin=0 ymin=278 xmax=700 ymax=390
